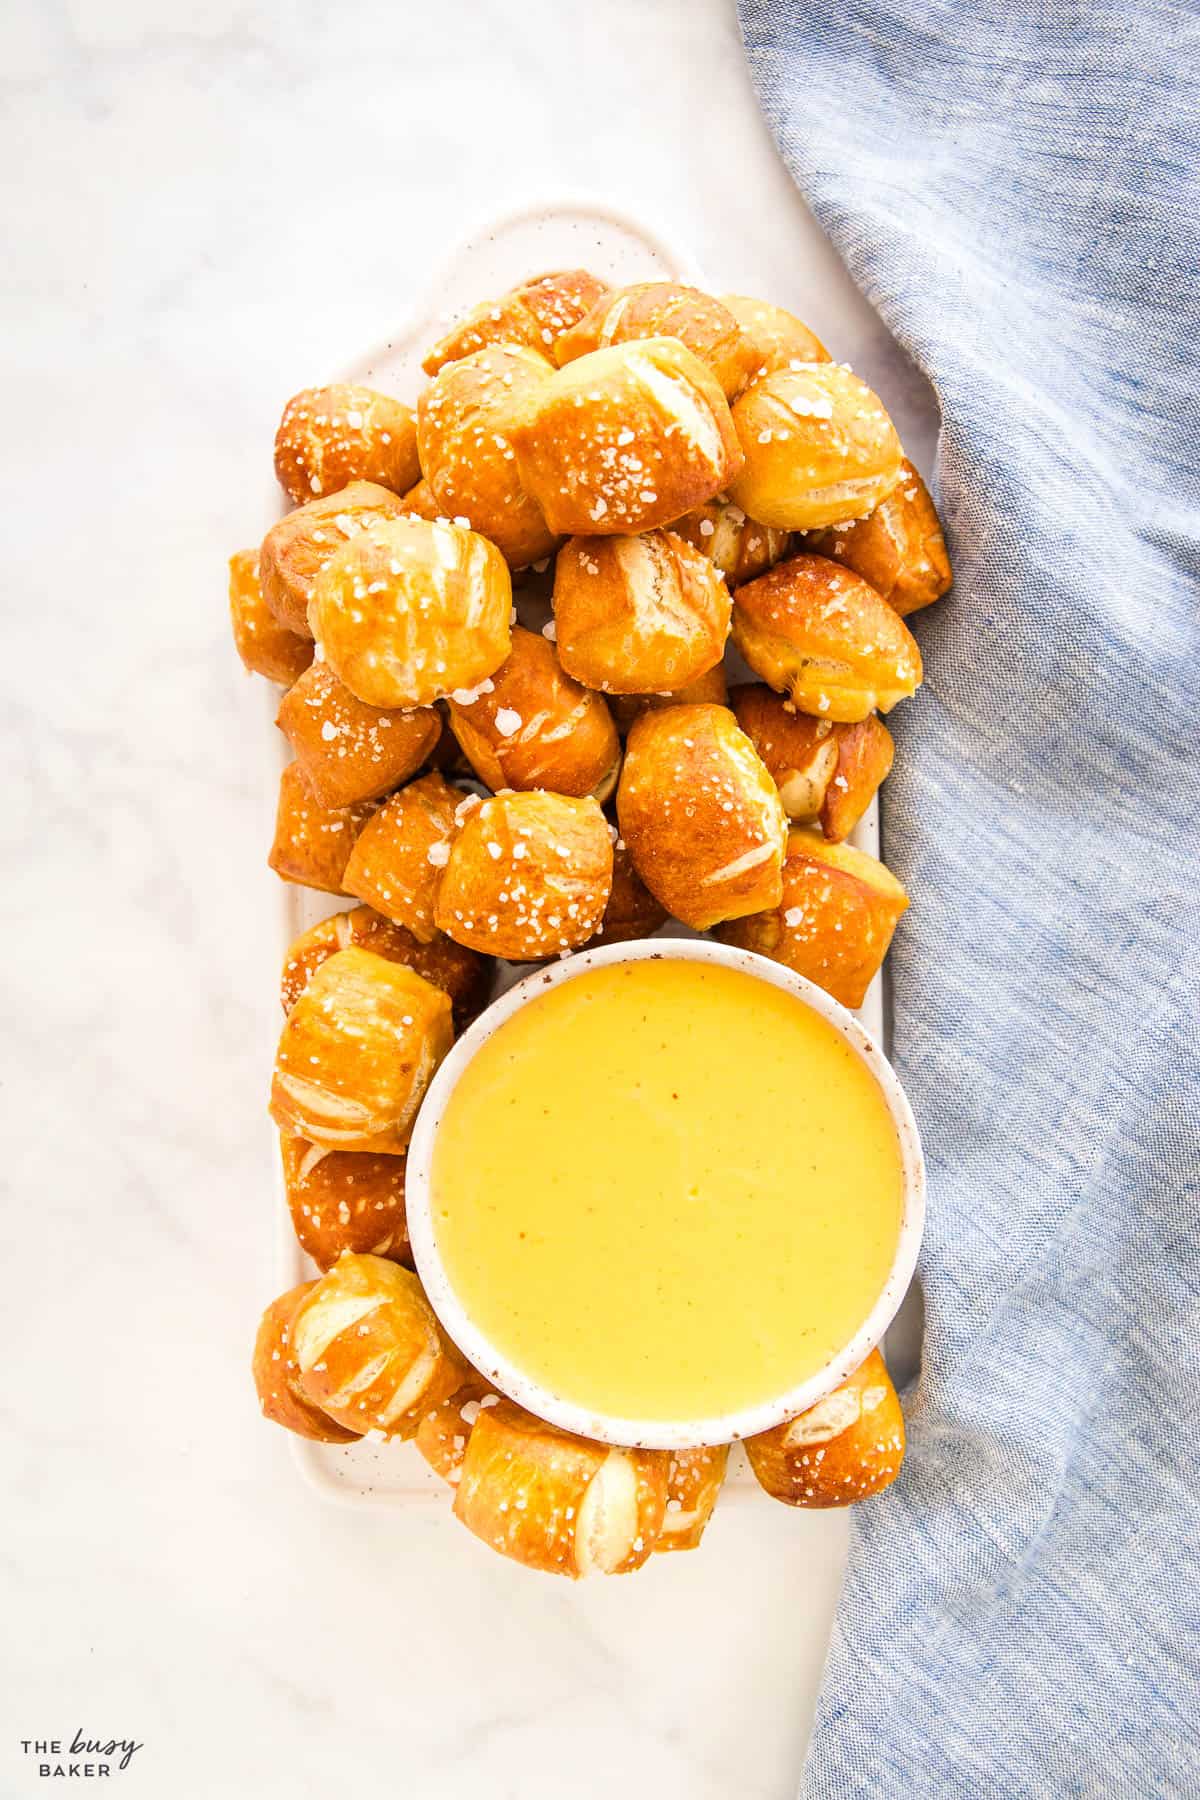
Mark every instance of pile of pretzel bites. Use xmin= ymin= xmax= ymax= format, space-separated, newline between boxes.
xmin=235 ymin=271 xmax=950 ymax=1577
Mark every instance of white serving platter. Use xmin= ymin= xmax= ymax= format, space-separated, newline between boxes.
xmin=266 ymin=198 xmax=924 ymax=1506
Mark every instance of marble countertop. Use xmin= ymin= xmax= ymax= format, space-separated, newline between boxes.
xmin=2 ymin=4 xmax=937 ymax=1795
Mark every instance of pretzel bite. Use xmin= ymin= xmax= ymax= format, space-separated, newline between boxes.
xmin=270 ymin=946 xmax=452 ymax=1152
xmin=590 ymin=838 xmax=668 ymax=945
xmin=555 ymin=282 xmax=759 ymax=399
xmin=422 ymin=268 xmax=609 ymax=376
xmin=342 ymin=771 xmax=462 ymax=943
xmin=453 ymin=1399 xmax=669 ymax=1578
xmin=274 ymin=384 xmax=420 ymax=506
xmin=745 ymin=1351 xmax=905 ymax=1507
xmin=252 ymin=1283 xmax=360 ymax=1443
xmin=258 ymin=480 xmax=409 ymax=636
xmin=552 ymin=530 xmax=732 ymax=695
xmin=415 ymin=1375 xmax=499 ymax=1485
xmin=280 ymin=905 xmax=490 ymax=1030
xmin=617 ymin=704 xmax=787 ymax=931
xmin=435 ymin=791 xmax=613 ymax=961
xmin=607 ymin=662 xmax=728 ymax=735
xmin=276 ymin=662 xmax=440 ymax=808
xmin=730 ymin=364 xmax=902 ymax=531
xmin=279 ymin=1132 xmax=410 ymax=1270
xmin=309 ymin=517 xmax=512 ymax=709
xmin=508 ymin=339 xmax=743 ymax=536
xmin=730 ymin=684 xmax=894 ymax=840
xmin=228 ymin=549 xmax=313 ymax=685
xmin=803 ymin=458 xmax=952 ymax=618
xmin=732 ymin=553 xmax=922 ymax=722
xmin=418 ymin=345 xmax=557 ymax=568
xmin=399 ymin=478 xmax=440 ymax=520
xmin=672 ymin=497 xmax=791 ymax=587
xmin=290 ymin=1254 xmax=463 ymax=1439
xmin=268 ymin=762 xmax=374 ymax=895
xmin=655 ymin=1446 xmax=730 ymax=1553
xmin=720 ymin=294 xmax=830 ymax=375
xmin=718 ymin=828 xmax=908 ymax=1009
xmin=447 ymin=626 xmax=619 ymax=796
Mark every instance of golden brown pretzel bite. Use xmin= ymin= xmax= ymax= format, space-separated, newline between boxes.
xmin=435 ymin=790 xmax=613 ymax=961
xmin=258 ymin=480 xmax=409 ymax=637
xmin=422 ymin=269 xmax=609 ymax=376
xmin=280 ymin=905 xmax=490 ymax=1030
xmin=446 ymin=625 xmax=619 ymax=797
xmin=718 ymin=827 xmax=908 ymax=1010
xmin=745 ymin=1350 xmax=905 ymax=1506
xmin=732 ymin=553 xmax=922 ymax=722
xmin=275 ymin=661 xmax=440 ymax=808
xmin=616 ymin=704 xmax=787 ymax=931
xmin=418 ymin=345 xmax=557 ymax=568
xmin=730 ymin=684 xmax=895 ymax=841
xmin=270 ymin=946 xmax=452 ymax=1152
xmin=309 ymin=516 xmax=512 ymax=710
xmin=590 ymin=838 xmax=668 ymax=945
xmin=654 ymin=1446 xmax=730 ymax=1553
xmin=730 ymin=364 xmax=902 ymax=531
xmin=802 ymin=458 xmax=952 ymax=617
xmin=267 ymin=762 xmax=375 ymax=896
xmin=453 ymin=1398 xmax=669 ymax=1578
xmin=555 ymin=282 xmax=759 ymax=398
xmin=672 ymin=497 xmax=791 ymax=587
xmin=552 ymin=529 xmax=731 ymax=695
xmin=399 ymin=478 xmax=441 ymax=520
xmin=607 ymin=662 xmax=729 ymax=735
xmin=252 ymin=1283 xmax=361 ymax=1443
xmin=720 ymin=293 xmax=831 ymax=374
xmin=228 ymin=550 xmax=314 ymax=685
xmin=290 ymin=1254 xmax=464 ymax=1439
xmin=415 ymin=1375 xmax=500 ymax=1486
xmin=508 ymin=339 xmax=743 ymax=536
xmin=341 ymin=771 xmax=464 ymax=944
xmin=274 ymin=384 xmax=420 ymax=505
xmin=278 ymin=1133 xmax=411 ymax=1271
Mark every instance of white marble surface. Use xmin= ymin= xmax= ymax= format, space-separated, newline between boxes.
xmin=1 ymin=4 xmax=937 ymax=1796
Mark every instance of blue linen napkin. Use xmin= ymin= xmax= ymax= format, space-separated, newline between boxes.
xmin=736 ymin=4 xmax=1200 ymax=1793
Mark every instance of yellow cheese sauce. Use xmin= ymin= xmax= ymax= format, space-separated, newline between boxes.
xmin=431 ymin=958 xmax=904 ymax=1424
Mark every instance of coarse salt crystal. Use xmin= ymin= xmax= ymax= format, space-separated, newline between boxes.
xmin=451 ymin=677 xmax=495 ymax=705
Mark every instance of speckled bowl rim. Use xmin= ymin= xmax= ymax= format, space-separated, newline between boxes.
xmin=405 ymin=937 xmax=925 ymax=1451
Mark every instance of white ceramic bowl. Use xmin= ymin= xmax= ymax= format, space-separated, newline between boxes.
xmin=406 ymin=937 xmax=925 ymax=1451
